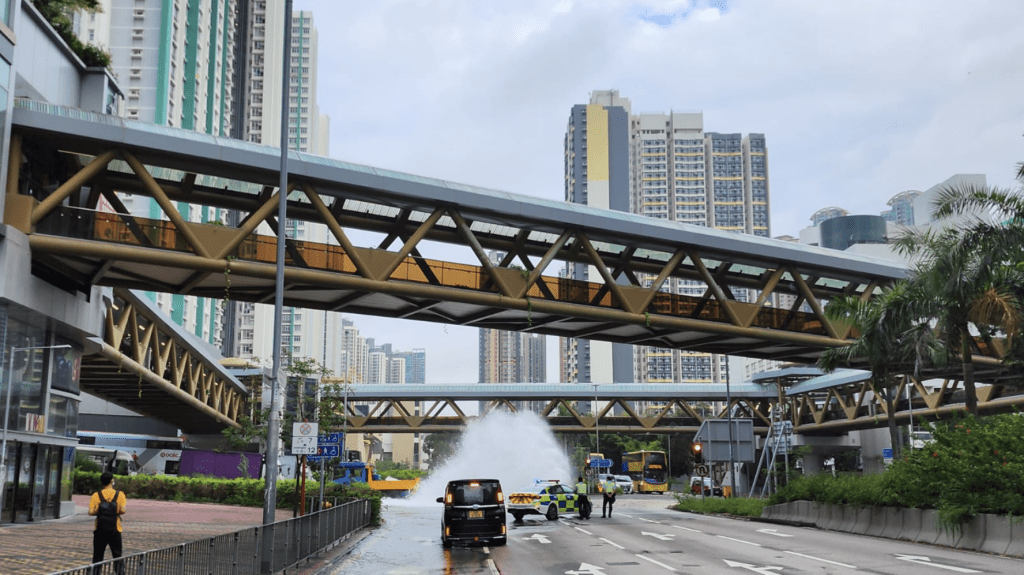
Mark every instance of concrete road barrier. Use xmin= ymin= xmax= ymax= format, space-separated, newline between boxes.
xmin=900 ymin=507 xmax=923 ymax=542
xmin=794 ymin=501 xmax=812 ymax=525
xmin=852 ymin=506 xmax=874 ymax=535
xmin=819 ymin=501 xmax=835 ymax=527
xmin=1005 ymin=516 xmax=1024 ymax=558
xmin=917 ymin=509 xmax=942 ymax=545
xmin=956 ymin=514 xmax=986 ymax=552
xmin=880 ymin=507 xmax=902 ymax=539
xmin=836 ymin=505 xmax=858 ymax=533
xmin=864 ymin=506 xmax=887 ymax=537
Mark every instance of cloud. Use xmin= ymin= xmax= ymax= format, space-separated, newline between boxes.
xmin=293 ymin=0 xmax=1024 ymax=382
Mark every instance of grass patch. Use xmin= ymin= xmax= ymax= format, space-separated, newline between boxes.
xmin=673 ymin=495 xmax=765 ymax=518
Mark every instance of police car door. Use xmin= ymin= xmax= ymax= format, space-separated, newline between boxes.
xmin=555 ymin=484 xmax=577 ymax=512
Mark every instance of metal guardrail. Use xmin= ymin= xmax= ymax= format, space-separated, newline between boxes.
xmin=48 ymin=499 xmax=372 ymax=575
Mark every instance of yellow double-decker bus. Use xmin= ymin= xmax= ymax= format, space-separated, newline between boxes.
xmin=622 ymin=450 xmax=669 ymax=493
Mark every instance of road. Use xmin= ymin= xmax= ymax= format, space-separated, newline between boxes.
xmin=329 ymin=495 xmax=1023 ymax=574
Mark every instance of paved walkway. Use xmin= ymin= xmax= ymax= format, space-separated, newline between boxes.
xmin=0 ymin=495 xmax=294 ymax=575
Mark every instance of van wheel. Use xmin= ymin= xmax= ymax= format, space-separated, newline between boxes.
xmin=546 ymin=504 xmax=558 ymax=521
xmin=512 ymin=512 xmax=524 ymax=521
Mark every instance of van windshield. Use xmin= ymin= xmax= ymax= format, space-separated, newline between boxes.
xmin=451 ymin=481 xmax=501 ymax=505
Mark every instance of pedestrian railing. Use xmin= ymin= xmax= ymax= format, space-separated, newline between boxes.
xmin=48 ymin=498 xmax=372 ymax=575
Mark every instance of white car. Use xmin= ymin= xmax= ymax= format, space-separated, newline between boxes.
xmin=612 ymin=475 xmax=634 ymax=494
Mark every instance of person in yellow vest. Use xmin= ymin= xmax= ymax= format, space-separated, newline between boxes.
xmin=600 ymin=477 xmax=617 ymax=518
xmin=575 ymin=476 xmax=591 ymax=519
xmin=89 ymin=472 xmax=127 ymax=574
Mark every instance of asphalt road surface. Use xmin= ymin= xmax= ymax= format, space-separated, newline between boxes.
xmin=328 ymin=495 xmax=1023 ymax=574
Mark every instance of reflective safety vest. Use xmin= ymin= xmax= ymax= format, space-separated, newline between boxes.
xmin=575 ymin=481 xmax=588 ymax=495
xmin=603 ymin=480 xmax=616 ymax=494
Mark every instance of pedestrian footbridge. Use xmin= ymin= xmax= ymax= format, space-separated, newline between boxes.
xmin=6 ymin=99 xmax=1015 ymax=432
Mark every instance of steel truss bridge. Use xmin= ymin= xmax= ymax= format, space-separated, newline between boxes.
xmin=338 ymin=372 xmax=1024 ymax=435
xmin=5 ymin=99 xmax=1018 ymax=432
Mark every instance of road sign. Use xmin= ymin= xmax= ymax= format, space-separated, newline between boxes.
xmin=319 ymin=432 xmax=342 ymax=445
xmin=588 ymin=458 xmax=613 ymax=468
xmin=292 ymin=422 xmax=319 ymax=455
xmin=694 ymin=463 xmax=709 ymax=476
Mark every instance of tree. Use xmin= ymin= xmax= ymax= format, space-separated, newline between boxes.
xmin=422 ymin=432 xmax=460 ymax=470
xmin=818 ymin=283 xmax=941 ymax=460
xmin=895 ymin=186 xmax=1024 ymax=415
xmin=221 ymin=356 xmax=339 ymax=453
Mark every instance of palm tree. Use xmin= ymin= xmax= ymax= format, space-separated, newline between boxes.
xmin=818 ymin=282 xmax=940 ymax=461
xmin=895 ymin=173 xmax=1024 ymax=415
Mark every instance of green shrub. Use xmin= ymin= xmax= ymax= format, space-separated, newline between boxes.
xmin=674 ymin=495 xmax=765 ymax=517
xmin=765 ymin=412 xmax=1024 ymax=531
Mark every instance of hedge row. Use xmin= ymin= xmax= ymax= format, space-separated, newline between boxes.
xmin=768 ymin=412 xmax=1024 ymax=528
xmin=75 ymin=471 xmax=383 ymax=523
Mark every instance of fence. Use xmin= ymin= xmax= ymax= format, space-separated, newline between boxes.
xmin=48 ymin=499 xmax=372 ymax=575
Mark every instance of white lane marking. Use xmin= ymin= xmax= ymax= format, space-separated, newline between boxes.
xmin=717 ymin=535 xmax=761 ymax=546
xmin=565 ymin=563 xmax=607 ymax=575
xmin=617 ymin=513 xmax=633 ymax=518
xmin=724 ymin=559 xmax=783 ymax=573
xmin=575 ymin=526 xmax=593 ymax=535
xmin=600 ymin=537 xmax=624 ymax=549
xmin=483 ymin=545 xmax=490 ymax=554
xmin=639 ymin=517 xmax=661 ymax=523
xmin=636 ymin=554 xmax=677 ymax=572
xmin=756 ymin=528 xmax=794 ymax=537
xmin=669 ymin=525 xmax=701 ymax=533
xmin=895 ymin=554 xmax=981 ymax=573
xmin=523 ymin=533 xmax=551 ymax=544
xmin=487 ymin=558 xmax=500 ymax=575
xmin=642 ymin=531 xmax=676 ymax=541
xmin=785 ymin=551 xmax=857 ymax=568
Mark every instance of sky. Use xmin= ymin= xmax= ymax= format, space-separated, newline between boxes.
xmin=291 ymin=0 xmax=1024 ymax=384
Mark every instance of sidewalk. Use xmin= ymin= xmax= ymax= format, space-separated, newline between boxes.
xmin=0 ymin=495 xmax=294 ymax=575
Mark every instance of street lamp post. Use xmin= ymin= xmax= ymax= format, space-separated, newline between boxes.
xmin=593 ymin=383 xmax=599 ymax=454
xmin=264 ymin=0 xmax=293 ymax=529
xmin=1 ymin=344 xmax=72 ymax=512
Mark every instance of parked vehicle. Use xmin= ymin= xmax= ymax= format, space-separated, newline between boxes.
xmin=437 ymin=479 xmax=506 ymax=547
xmin=612 ymin=474 xmax=634 ymax=494
xmin=689 ymin=476 xmax=723 ymax=497
xmin=333 ymin=461 xmax=420 ymax=497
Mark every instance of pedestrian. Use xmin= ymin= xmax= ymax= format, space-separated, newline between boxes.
xmin=575 ymin=476 xmax=591 ymax=519
xmin=601 ymin=476 xmax=617 ymax=518
xmin=89 ymin=471 xmax=127 ymax=574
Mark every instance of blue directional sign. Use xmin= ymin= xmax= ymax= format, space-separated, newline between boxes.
xmin=589 ymin=459 xmax=613 ymax=468
xmin=307 ymin=445 xmax=340 ymax=463
xmin=882 ymin=448 xmax=894 ymax=459
xmin=318 ymin=433 xmax=342 ymax=446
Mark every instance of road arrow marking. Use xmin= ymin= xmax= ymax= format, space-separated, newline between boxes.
xmin=724 ymin=560 xmax=784 ymax=574
xmin=642 ymin=531 xmax=676 ymax=541
xmin=565 ymin=563 xmax=606 ymax=575
xmin=523 ymin=533 xmax=551 ymax=544
xmin=895 ymin=554 xmax=980 ymax=573
xmin=756 ymin=528 xmax=795 ymax=537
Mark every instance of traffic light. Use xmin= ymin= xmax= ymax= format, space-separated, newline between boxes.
xmin=691 ymin=441 xmax=704 ymax=464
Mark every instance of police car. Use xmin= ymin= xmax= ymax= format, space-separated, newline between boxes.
xmin=506 ymin=480 xmax=581 ymax=521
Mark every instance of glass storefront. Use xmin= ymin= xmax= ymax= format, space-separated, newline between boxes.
xmin=0 ymin=304 xmax=83 ymax=523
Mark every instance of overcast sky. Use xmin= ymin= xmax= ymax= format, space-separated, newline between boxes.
xmin=291 ymin=0 xmax=1024 ymax=384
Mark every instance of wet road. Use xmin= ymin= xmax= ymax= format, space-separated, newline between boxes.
xmin=329 ymin=495 xmax=1023 ymax=574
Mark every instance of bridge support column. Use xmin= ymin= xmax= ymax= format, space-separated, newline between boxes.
xmin=800 ymin=451 xmax=824 ymax=475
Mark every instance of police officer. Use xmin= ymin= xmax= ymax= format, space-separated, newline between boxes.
xmin=601 ymin=476 xmax=617 ymax=518
xmin=575 ymin=476 xmax=591 ymax=519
